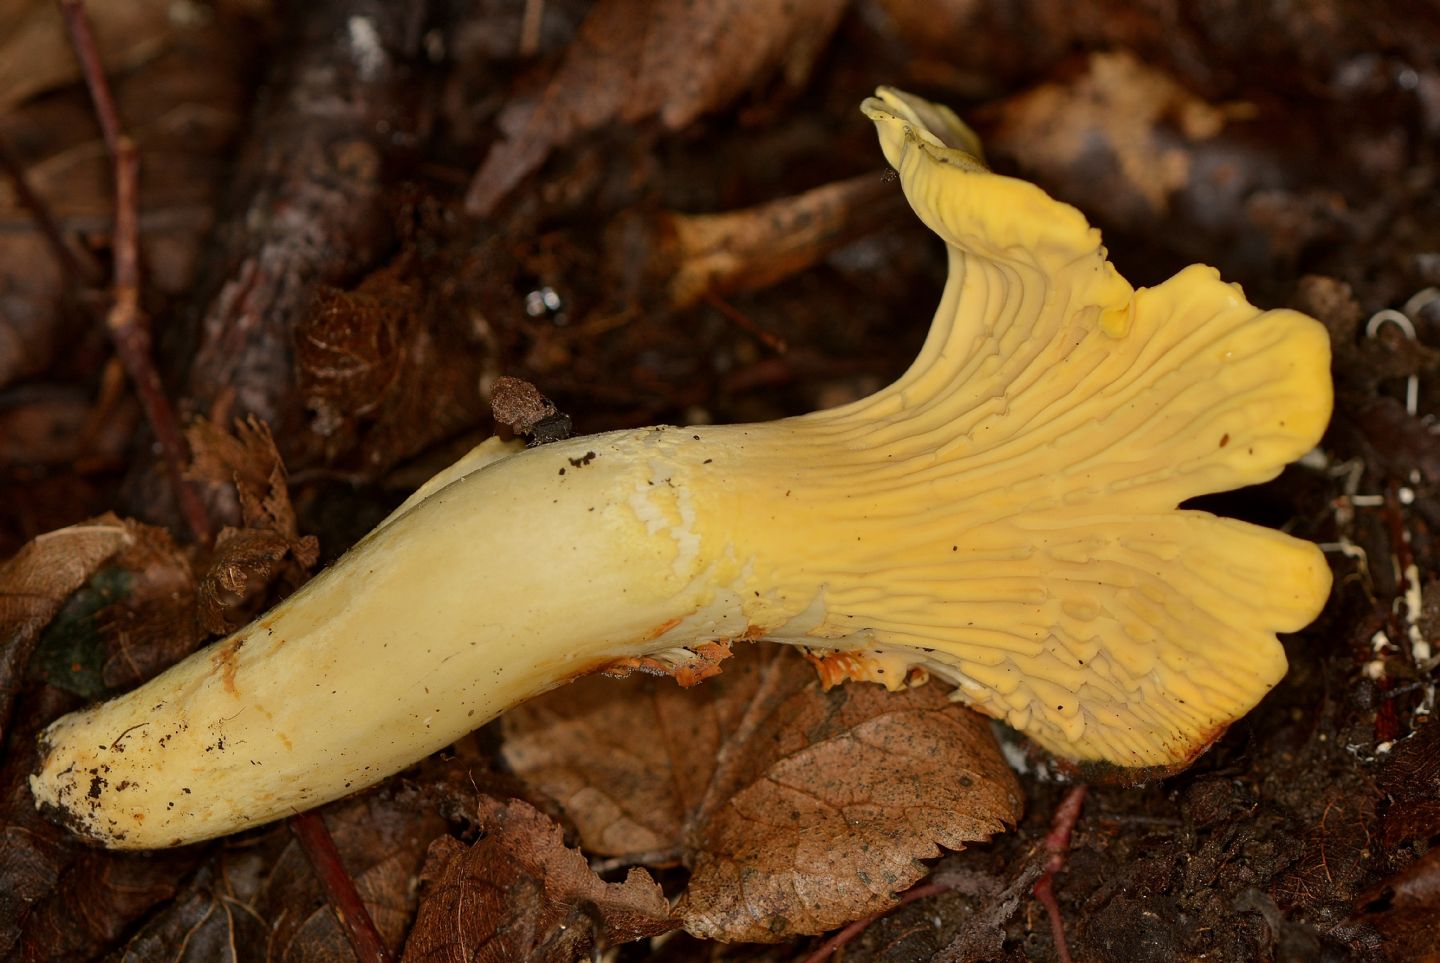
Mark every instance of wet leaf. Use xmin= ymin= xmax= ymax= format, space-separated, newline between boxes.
xmin=503 ymin=645 xmax=1022 ymax=942
xmin=465 ymin=0 xmax=847 ymax=214
xmin=401 ymin=796 xmax=674 ymax=963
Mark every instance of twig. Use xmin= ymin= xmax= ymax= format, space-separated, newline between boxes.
xmin=58 ymin=0 xmax=120 ymax=153
xmin=290 ymin=811 xmax=395 ymax=963
xmin=800 ymin=881 xmax=951 ymax=963
xmin=1032 ymin=784 xmax=1089 ymax=963
xmin=58 ymin=0 xmax=212 ymax=545
xmin=0 ymin=133 xmax=102 ymax=284
xmin=704 ymin=292 xmax=788 ymax=354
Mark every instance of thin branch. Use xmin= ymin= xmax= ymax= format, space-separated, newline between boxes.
xmin=57 ymin=0 xmax=212 ymax=545
xmin=704 ymin=292 xmax=788 ymax=354
xmin=290 ymin=811 xmax=395 ymax=963
xmin=1032 ymin=784 xmax=1089 ymax=963
xmin=57 ymin=0 xmax=120 ymax=153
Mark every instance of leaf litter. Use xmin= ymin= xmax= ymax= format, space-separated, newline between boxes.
xmin=503 ymin=644 xmax=1022 ymax=942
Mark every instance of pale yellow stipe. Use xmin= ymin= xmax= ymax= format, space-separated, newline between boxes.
xmin=30 ymin=88 xmax=1332 ymax=848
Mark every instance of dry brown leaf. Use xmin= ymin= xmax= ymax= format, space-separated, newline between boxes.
xmin=465 ymin=0 xmax=847 ymax=214
xmin=0 ymin=513 xmax=132 ymax=739
xmin=401 ymin=796 xmax=674 ymax=963
xmin=502 ymin=644 xmax=1022 ymax=942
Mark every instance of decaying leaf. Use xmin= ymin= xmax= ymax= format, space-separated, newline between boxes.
xmin=111 ymin=862 xmax=268 ymax=963
xmin=401 ymin=795 xmax=674 ymax=963
xmin=0 ymin=684 xmax=203 ymax=962
xmin=465 ymin=0 xmax=847 ymax=214
xmin=0 ymin=514 xmax=131 ymax=739
xmin=502 ymin=645 xmax=1022 ymax=942
xmin=1377 ymin=725 xmax=1440 ymax=849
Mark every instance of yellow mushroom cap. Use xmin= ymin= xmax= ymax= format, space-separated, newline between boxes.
xmin=790 ymin=86 xmax=1334 ymax=766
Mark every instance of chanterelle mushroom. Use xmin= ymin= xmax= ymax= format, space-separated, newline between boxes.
xmin=31 ymin=88 xmax=1332 ymax=849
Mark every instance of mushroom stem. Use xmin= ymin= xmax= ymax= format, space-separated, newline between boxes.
xmin=32 ymin=88 xmax=1332 ymax=849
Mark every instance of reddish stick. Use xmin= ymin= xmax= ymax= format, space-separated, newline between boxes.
xmin=290 ymin=811 xmax=395 ymax=963
xmin=1032 ymin=784 xmax=1089 ymax=963
xmin=56 ymin=0 xmax=211 ymax=545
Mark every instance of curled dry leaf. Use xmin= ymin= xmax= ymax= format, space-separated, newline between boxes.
xmin=502 ymin=644 xmax=1022 ymax=942
xmin=185 ymin=417 xmax=319 ymax=631
xmin=401 ymin=795 xmax=674 ymax=963
xmin=465 ymin=0 xmax=847 ymax=214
